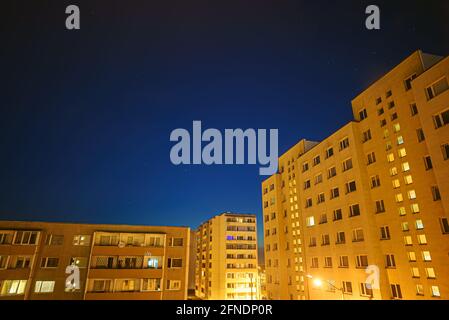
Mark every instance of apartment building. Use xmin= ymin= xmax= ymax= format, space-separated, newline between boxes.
xmin=195 ymin=213 xmax=258 ymax=300
xmin=0 ymin=220 xmax=190 ymax=300
xmin=262 ymin=50 xmax=449 ymax=300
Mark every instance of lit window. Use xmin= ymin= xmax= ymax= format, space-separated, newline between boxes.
xmin=417 ymin=234 xmax=427 ymax=245
xmin=408 ymin=190 xmax=417 ymax=200
xmin=390 ymin=167 xmax=398 ymax=176
xmin=408 ymin=252 xmax=417 ymax=262
xmin=404 ymin=175 xmax=413 ymax=185
xmin=35 ymin=281 xmax=55 ymax=293
xmin=411 ymin=203 xmax=420 ymax=214
xmin=387 ymin=153 xmax=395 ymax=163
xmin=0 ymin=280 xmax=27 ymax=296
xmin=404 ymin=236 xmax=413 ymax=246
xmin=306 ymin=216 xmax=315 ymax=227
xmin=426 ymin=268 xmax=436 ymax=279
xmin=397 ymin=136 xmax=404 ymax=145
xmin=395 ymin=193 xmax=404 ymax=203
xmin=415 ymin=220 xmax=424 ymax=230
xmin=411 ymin=267 xmax=420 ymax=278
xmin=416 ymin=285 xmax=424 ymax=296
xmin=393 ymin=123 xmax=401 ymax=133
xmin=422 ymin=251 xmax=432 ymax=262
xmin=398 ymin=148 xmax=407 ymax=158
xmin=73 ymin=235 xmax=91 ymax=246
xmin=392 ymin=179 xmax=401 ymax=189
xmin=402 ymin=162 xmax=410 ymax=172
xmin=431 ymin=286 xmax=441 ymax=297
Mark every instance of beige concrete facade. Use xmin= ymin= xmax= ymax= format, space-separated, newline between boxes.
xmin=0 ymin=220 xmax=190 ymax=300
xmin=262 ymin=50 xmax=449 ymax=300
xmin=195 ymin=213 xmax=258 ymax=300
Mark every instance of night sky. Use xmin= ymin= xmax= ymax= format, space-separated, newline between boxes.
xmin=1 ymin=1 xmax=448 ymax=246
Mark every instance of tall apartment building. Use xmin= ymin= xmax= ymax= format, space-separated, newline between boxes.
xmin=195 ymin=213 xmax=258 ymax=300
xmin=262 ymin=50 xmax=449 ymax=300
xmin=0 ymin=220 xmax=190 ymax=300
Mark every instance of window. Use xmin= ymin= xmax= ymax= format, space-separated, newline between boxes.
xmin=415 ymin=220 xmax=424 ymax=230
xmin=391 ymin=112 xmax=398 ymax=121
xmin=345 ymin=181 xmax=357 ymax=194
xmin=392 ymin=179 xmax=401 ymax=189
xmin=387 ymin=153 xmax=395 ymax=163
xmin=426 ymin=77 xmax=449 ymax=100
xmin=371 ymin=175 xmax=381 ymax=188
xmin=398 ymin=148 xmax=407 ymax=158
xmin=306 ymin=216 xmax=315 ymax=227
xmin=442 ymin=143 xmax=449 ymax=160
xmin=302 ymin=162 xmax=309 ymax=172
xmin=424 ymin=156 xmax=433 ymax=170
xmin=342 ymin=158 xmax=353 ymax=171
xmin=342 ymin=281 xmax=353 ymax=294
xmin=166 ymin=280 xmax=181 ymax=291
xmin=397 ymin=135 xmax=404 ymax=146
xmin=304 ymin=180 xmax=311 ymax=190
xmin=375 ymin=200 xmax=386 ymax=214
xmin=416 ymin=129 xmax=425 ymax=142
xmin=330 ymin=187 xmax=339 ymax=199
xmin=313 ymin=156 xmax=321 ymax=166
xmin=410 ymin=103 xmax=418 ymax=116
xmin=404 ymin=236 xmax=413 ymax=246
xmin=426 ymin=268 xmax=436 ymax=279
xmin=411 ymin=203 xmax=420 ymax=214
xmin=333 ymin=209 xmax=342 ymax=221
xmin=408 ymin=252 xmax=417 ymax=262
xmin=326 ymin=147 xmax=334 ymax=159
xmin=321 ymin=234 xmax=330 ymax=246
xmin=0 ymin=280 xmax=27 ymax=296
xmin=73 ymin=235 xmax=91 ymax=246
xmin=352 ymin=228 xmax=364 ymax=242
xmin=324 ymin=257 xmax=333 ymax=268
xmin=13 ymin=231 xmax=39 ymax=245
xmin=41 ymin=257 xmax=59 ymax=268
xmin=386 ymin=90 xmax=392 ymax=98
xmin=339 ymin=256 xmax=349 ymax=268
xmin=319 ymin=214 xmax=328 ymax=224
xmin=417 ymin=234 xmax=427 ymax=245
xmin=391 ymin=284 xmax=403 ymax=299
xmin=404 ymin=175 xmax=413 ymax=185
xmin=376 ymin=97 xmax=382 ymax=105
xmin=311 ymin=257 xmax=319 ymax=268
xmin=402 ymin=162 xmax=411 ymax=172
xmin=167 ymin=258 xmax=182 ymax=268
xmin=388 ymin=101 xmax=395 ymax=109
xmin=395 ymin=193 xmax=404 ymax=203
xmin=169 ymin=238 xmax=184 ymax=247
xmin=433 ymin=109 xmax=449 ymax=129
xmin=355 ymin=255 xmax=368 ymax=268
xmin=317 ymin=193 xmax=325 ymax=204
xmin=432 ymin=186 xmax=441 ymax=201
xmin=359 ymin=109 xmax=368 ymax=121
xmin=349 ymin=204 xmax=360 ymax=218
xmin=393 ymin=123 xmax=401 ymax=133
xmin=380 ymin=226 xmax=390 ymax=240
xmin=336 ymin=232 xmax=346 ymax=244
xmin=13 ymin=256 xmax=31 ymax=269
xmin=404 ymin=74 xmax=417 ymax=91
xmin=327 ymin=167 xmax=337 ymax=179
xmin=305 ymin=198 xmax=312 ymax=208
xmin=367 ymin=152 xmax=376 ymax=165
xmin=91 ymin=279 xmax=113 ymax=293
xmin=45 ymin=234 xmax=64 ymax=246
xmin=378 ymin=108 xmax=385 ymax=116
xmin=340 ymin=138 xmax=350 ymax=151
xmin=440 ymin=218 xmax=449 ymax=234
xmin=431 ymin=286 xmax=441 ymax=297
xmin=402 ymin=222 xmax=410 ymax=232
xmin=0 ymin=232 xmax=14 ymax=245
xmin=309 ymin=237 xmax=317 ymax=247
xmin=362 ymin=130 xmax=372 ymax=143
xmin=411 ymin=268 xmax=420 ymax=278
xmin=408 ymin=190 xmax=417 ymax=200
xmin=422 ymin=251 xmax=432 ymax=262
xmin=386 ymin=254 xmax=396 ymax=268
xmin=390 ymin=167 xmax=398 ymax=176
xmin=315 ymin=173 xmax=323 ymax=185
xmin=360 ymin=283 xmax=373 ymax=297
xmin=380 ymin=119 xmax=387 ymax=127
xmin=34 ymin=281 xmax=55 ymax=293
xmin=142 ymin=278 xmax=161 ymax=291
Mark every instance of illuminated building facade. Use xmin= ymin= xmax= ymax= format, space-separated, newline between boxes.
xmin=0 ymin=220 xmax=190 ymax=300
xmin=195 ymin=213 xmax=258 ymax=300
xmin=262 ymin=50 xmax=449 ymax=300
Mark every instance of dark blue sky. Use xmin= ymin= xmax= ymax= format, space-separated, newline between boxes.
xmin=1 ymin=1 xmax=448 ymax=244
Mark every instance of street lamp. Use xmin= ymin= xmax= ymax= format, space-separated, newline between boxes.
xmin=306 ymin=274 xmax=345 ymax=300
